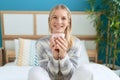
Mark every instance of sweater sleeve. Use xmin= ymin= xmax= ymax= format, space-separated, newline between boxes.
xmin=59 ymin=38 xmax=85 ymax=79
xmin=36 ymin=40 xmax=59 ymax=78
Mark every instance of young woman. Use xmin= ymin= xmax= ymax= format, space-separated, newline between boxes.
xmin=28 ymin=4 xmax=93 ymax=80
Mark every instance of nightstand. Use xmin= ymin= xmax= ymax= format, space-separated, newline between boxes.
xmin=6 ymin=50 xmax=15 ymax=63
xmin=87 ymin=49 xmax=98 ymax=63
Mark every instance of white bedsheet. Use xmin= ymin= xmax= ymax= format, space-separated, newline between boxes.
xmin=78 ymin=63 xmax=120 ymax=80
xmin=0 ymin=63 xmax=119 ymax=80
xmin=4 ymin=62 xmax=16 ymax=66
xmin=0 ymin=66 xmax=32 ymax=80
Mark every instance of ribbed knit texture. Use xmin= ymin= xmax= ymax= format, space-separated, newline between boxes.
xmin=36 ymin=36 xmax=87 ymax=80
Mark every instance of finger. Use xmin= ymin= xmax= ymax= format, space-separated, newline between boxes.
xmin=57 ymin=44 xmax=66 ymax=59
xmin=50 ymin=37 xmax=56 ymax=44
xmin=57 ymin=37 xmax=68 ymax=48
xmin=56 ymin=44 xmax=63 ymax=58
xmin=56 ymin=39 xmax=68 ymax=51
xmin=56 ymin=41 xmax=67 ymax=51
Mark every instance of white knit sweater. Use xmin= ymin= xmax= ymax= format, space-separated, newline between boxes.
xmin=36 ymin=36 xmax=85 ymax=80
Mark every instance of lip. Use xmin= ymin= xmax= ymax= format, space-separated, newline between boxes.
xmin=54 ymin=25 xmax=63 ymax=28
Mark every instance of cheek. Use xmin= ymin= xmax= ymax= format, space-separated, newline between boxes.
xmin=50 ymin=20 xmax=53 ymax=25
xmin=65 ymin=21 xmax=69 ymax=26
xmin=50 ymin=21 xmax=54 ymax=28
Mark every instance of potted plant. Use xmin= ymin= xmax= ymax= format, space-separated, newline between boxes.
xmin=87 ymin=0 xmax=120 ymax=69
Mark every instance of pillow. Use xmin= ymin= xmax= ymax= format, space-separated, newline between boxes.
xmin=14 ymin=39 xmax=19 ymax=63
xmin=79 ymin=40 xmax=90 ymax=64
xmin=16 ymin=38 xmax=39 ymax=66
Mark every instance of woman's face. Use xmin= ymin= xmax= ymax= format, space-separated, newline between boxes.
xmin=50 ymin=9 xmax=69 ymax=33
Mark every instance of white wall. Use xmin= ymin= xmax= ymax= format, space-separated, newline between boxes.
xmin=3 ymin=13 xmax=96 ymax=50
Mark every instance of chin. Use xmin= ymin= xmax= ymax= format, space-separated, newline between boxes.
xmin=52 ymin=30 xmax=64 ymax=33
xmin=56 ymin=31 xmax=64 ymax=33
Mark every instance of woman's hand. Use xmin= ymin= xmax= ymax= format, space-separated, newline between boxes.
xmin=50 ymin=38 xmax=59 ymax=60
xmin=55 ymin=37 xmax=68 ymax=59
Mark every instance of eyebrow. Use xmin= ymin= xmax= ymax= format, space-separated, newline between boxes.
xmin=52 ymin=15 xmax=56 ymax=17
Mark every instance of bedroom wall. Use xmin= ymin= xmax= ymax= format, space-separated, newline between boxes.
xmin=0 ymin=0 xmax=90 ymax=11
xmin=0 ymin=0 xmax=101 ymax=48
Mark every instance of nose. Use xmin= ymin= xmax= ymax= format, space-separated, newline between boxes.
xmin=56 ymin=18 xmax=62 ymax=24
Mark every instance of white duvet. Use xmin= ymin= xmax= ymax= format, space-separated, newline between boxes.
xmin=76 ymin=63 xmax=120 ymax=80
xmin=0 ymin=66 xmax=32 ymax=80
xmin=0 ymin=63 xmax=119 ymax=80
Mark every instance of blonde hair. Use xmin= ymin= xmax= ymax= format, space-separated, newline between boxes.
xmin=48 ymin=4 xmax=73 ymax=49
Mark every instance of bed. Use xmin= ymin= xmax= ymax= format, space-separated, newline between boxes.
xmin=0 ymin=11 xmax=120 ymax=80
xmin=0 ymin=39 xmax=119 ymax=80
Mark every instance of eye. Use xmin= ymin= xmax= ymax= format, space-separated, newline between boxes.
xmin=52 ymin=16 xmax=57 ymax=19
xmin=62 ymin=17 xmax=66 ymax=20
